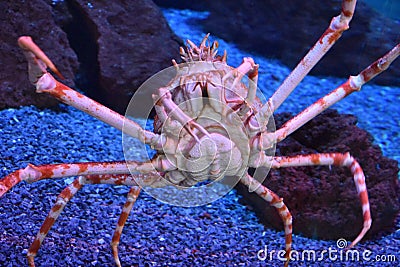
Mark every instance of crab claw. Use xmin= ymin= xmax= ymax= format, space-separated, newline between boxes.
xmin=17 ymin=36 xmax=64 ymax=85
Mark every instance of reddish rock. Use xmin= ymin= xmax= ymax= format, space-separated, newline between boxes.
xmin=200 ymin=0 xmax=399 ymax=86
xmin=57 ymin=0 xmax=182 ymax=114
xmin=0 ymin=0 xmax=78 ymax=110
xmin=236 ymin=109 xmax=399 ymax=240
xmin=1 ymin=0 xmax=182 ymax=114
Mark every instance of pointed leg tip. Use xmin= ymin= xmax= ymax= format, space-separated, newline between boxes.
xmin=17 ymin=36 xmax=33 ymax=48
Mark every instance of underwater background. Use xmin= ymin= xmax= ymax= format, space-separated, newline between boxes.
xmin=0 ymin=1 xmax=399 ymax=266
xmin=367 ymin=0 xmax=400 ymax=19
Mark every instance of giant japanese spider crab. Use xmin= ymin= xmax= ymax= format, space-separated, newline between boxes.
xmin=0 ymin=0 xmax=399 ymax=266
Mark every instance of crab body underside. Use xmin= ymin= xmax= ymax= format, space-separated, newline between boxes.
xmin=0 ymin=0 xmax=399 ymax=266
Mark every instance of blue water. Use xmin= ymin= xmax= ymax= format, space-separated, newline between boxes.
xmin=366 ymin=0 xmax=400 ymax=20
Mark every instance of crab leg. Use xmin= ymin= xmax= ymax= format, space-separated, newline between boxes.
xmin=240 ymin=173 xmax=292 ymax=267
xmin=112 ymin=186 xmax=141 ymax=267
xmin=0 ymin=158 xmax=174 ymax=198
xmin=17 ymin=36 xmax=163 ymax=148
xmin=261 ymin=0 xmax=357 ymax=114
xmin=27 ymin=175 xmax=87 ymax=266
xmin=262 ymin=43 xmax=400 ymax=145
xmin=156 ymin=87 xmax=211 ymax=141
xmin=24 ymin=174 xmax=146 ymax=267
xmin=260 ymin=152 xmax=371 ymax=248
xmin=222 ymin=57 xmax=259 ymax=105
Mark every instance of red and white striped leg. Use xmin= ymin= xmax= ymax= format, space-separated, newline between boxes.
xmin=0 ymin=159 xmax=169 ymax=198
xmin=25 ymin=175 xmax=145 ymax=267
xmin=262 ymin=43 xmax=400 ymax=145
xmin=27 ymin=176 xmax=86 ymax=266
xmin=0 ymin=161 xmax=127 ymax=197
xmin=262 ymin=0 xmax=357 ymax=114
xmin=111 ymin=186 xmax=141 ymax=267
xmin=17 ymin=36 xmax=163 ymax=147
xmin=264 ymin=152 xmax=371 ymax=248
xmin=240 ymin=174 xmax=292 ymax=267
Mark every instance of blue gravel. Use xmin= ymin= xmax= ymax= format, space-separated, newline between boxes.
xmin=0 ymin=8 xmax=399 ymax=267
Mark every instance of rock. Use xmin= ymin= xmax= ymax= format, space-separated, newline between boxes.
xmin=236 ymin=109 xmax=400 ymax=240
xmin=52 ymin=0 xmax=183 ymax=114
xmin=0 ymin=0 xmax=78 ymax=110
xmin=199 ymin=0 xmax=400 ymax=86
xmin=152 ymin=0 xmax=208 ymax=11
xmin=1 ymin=0 xmax=183 ymax=114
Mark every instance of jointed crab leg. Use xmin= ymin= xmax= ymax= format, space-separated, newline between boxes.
xmin=260 ymin=152 xmax=371 ymax=249
xmin=240 ymin=174 xmax=292 ymax=267
xmin=0 ymin=161 xmax=158 ymax=198
xmin=262 ymin=43 xmax=400 ymax=145
xmin=112 ymin=186 xmax=141 ymax=267
xmin=24 ymin=174 xmax=145 ymax=267
xmin=17 ymin=36 xmax=163 ymax=147
xmin=222 ymin=57 xmax=259 ymax=105
xmin=261 ymin=0 xmax=357 ymax=114
xmin=1 ymin=162 xmax=163 ymax=267
xmin=244 ymin=61 xmax=259 ymax=106
xmin=156 ymin=87 xmax=211 ymax=141
xmin=27 ymin=175 xmax=87 ymax=267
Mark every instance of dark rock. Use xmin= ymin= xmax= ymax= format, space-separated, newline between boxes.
xmin=0 ymin=0 xmax=78 ymax=110
xmin=200 ymin=0 xmax=400 ymax=86
xmin=236 ymin=109 xmax=400 ymax=240
xmin=152 ymin=0 xmax=208 ymax=11
xmin=1 ymin=0 xmax=182 ymax=114
xmin=54 ymin=0 xmax=183 ymax=114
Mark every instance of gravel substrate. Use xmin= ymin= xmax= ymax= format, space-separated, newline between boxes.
xmin=0 ymin=8 xmax=399 ymax=267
